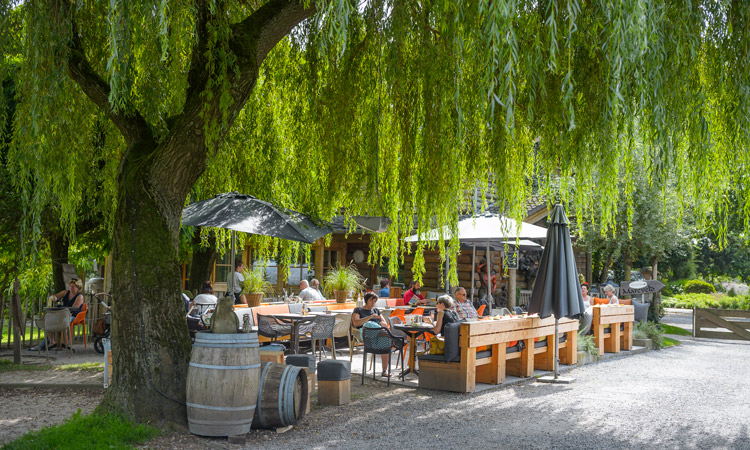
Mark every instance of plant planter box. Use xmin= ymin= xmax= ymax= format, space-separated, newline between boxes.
xmin=632 ymin=338 xmax=653 ymax=350
xmin=576 ymin=350 xmax=598 ymax=366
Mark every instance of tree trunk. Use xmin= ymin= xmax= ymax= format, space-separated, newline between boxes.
xmin=652 ymin=256 xmax=661 ymax=323
xmin=598 ymin=253 xmax=613 ymax=285
xmin=49 ymin=232 xmax=69 ymax=292
xmin=622 ymin=247 xmax=632 ymax=299
xmin=187 ymin=228 xmax=216 ymax=295
xmin=97 ymin=162 xmax=192 ymax=425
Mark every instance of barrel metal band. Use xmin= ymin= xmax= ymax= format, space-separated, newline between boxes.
xmin=278 ymin=365 xmax=292 ymax=427
xmin=189 ymin=362 xmax=261 ymax=370
xmin=186 ymin=402 xmax=257 ymax=412
xmin=283 ymin=366 xmax=298 ymax=425
xmin=193 ymin=342 xmax=259 ymax=348
xmin=188 ymin=418 xmax=253 ymax=426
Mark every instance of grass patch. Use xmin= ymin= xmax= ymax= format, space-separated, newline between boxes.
xmin=1 ymin=323 xmax=48 ymax=344
xmin=56 ymin=362 xmax=104 ymax=373
xmin=3 ymin=411 xmax=159 ymax=450
xmin=662 ymin=337 xmax=681 ymax=348
xmin=660 ymin=324 xmax=691 ymax=336
xmin=0 ymin=359 xmax=52 ymax=373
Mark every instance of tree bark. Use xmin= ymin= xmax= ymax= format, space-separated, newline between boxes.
xmin=652 ymin=256 xmax=661 ymax=323
xmin=49 ymin=232 xmax=69 ymax=292
xmin=187 ymin=228 xmax=216 ymax=295
xmin=622 ymin=247 xmax=632 ymax=299
xmin=598 ymin=253 xmax=613 ymax=285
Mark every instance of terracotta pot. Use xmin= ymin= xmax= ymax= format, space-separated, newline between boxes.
xmin=247 ymin=292 xmax=263 ymax=307
xmin=333 ymin=290 xmax=348 ymax=303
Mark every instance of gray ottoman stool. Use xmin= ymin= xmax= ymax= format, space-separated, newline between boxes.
xmin=317 ymin=360 xmax=350 ymax=406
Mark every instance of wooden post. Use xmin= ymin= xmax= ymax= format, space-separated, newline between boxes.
xmin=12 ymin=278 xmax=22 ymax=364
xmin=314 ymin=240 xmax=324 ymax=281
xmin=508 ymin=268 xmax=517 ymax=309
xmin=0 ymin=296 xmax=6 ymax=349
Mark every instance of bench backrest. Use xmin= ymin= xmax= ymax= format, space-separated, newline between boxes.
xmin=250 ymin=304 xmax=291 ymax=325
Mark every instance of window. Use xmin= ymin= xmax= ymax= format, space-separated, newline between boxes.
xmin=251 ymin=257 xmax=278 ymax=285
xmin=214 ymin=252 xmax=233 ymax=286
xmin=310 ymin=249 xmax=340 ymax=278
xmin=377 ymin=256 xmax=405 ymax=287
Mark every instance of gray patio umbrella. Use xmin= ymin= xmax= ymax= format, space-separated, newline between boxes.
xmin=182 ymin=192 xmax=334 ymax=296
xmin=527 ymin=204 xmax=585 ymax=382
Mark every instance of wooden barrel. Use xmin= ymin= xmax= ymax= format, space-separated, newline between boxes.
xmin=186 ymin=331 xmax=260 ymax=436
xmin=252 ymin=362 xmax=309 ymax=429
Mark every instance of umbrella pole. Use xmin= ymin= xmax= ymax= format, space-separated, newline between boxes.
xmin=470 ymin=244 xmax=476 ymax=301
xmin=554 ymin=317 xmax=559 ymax=379
xmin=229 ymin=230 xmax=236 ymax=300
xmin=486 ymin=239 xmax=492 ymax=307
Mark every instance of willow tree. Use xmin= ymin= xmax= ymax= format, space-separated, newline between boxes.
xmin=2 ymin=0 xmax=750 ymax=425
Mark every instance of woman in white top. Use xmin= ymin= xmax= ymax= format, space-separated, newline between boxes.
xmin=581 ymin=282 xmax=592 ymax=309
xmin=603 ymin=284 xmax=619 ymax=304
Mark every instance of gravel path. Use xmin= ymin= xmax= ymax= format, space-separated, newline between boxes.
xmin=146 ymin=336 xmax=750 ymax=450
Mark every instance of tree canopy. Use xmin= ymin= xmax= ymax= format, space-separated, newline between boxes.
xmin=2 ymin=0 xmax=750 ymax=423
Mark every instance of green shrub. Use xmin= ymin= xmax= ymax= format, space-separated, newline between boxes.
xmin=635 ymin=321 xmax=665 ymax=349
xmin=727 ymin=287 xmax=737 ymax=297
xmin=683 ymin=280 xmax=716 ymax=294
xmin=661 ymin=294 xmax=750 ymax=310
xmin=577 ymin=332 xmax=599 ymax=360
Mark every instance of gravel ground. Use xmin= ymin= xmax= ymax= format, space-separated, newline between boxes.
xmin=145 ymin=336 xmax=750 ymax=450
xmin=4 ymin=314 xmax=750 ymax=449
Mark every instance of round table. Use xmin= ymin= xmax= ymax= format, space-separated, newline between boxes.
xmin=393 ymin=323 xmax=434 ymax=377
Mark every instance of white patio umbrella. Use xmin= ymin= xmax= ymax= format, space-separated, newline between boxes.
xmin=405 ymin=214 xmax=548 ymax=303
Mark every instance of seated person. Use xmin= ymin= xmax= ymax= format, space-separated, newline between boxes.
xmin=378 ymin=277 xmax=390 ymax=298
xmin=404 ymin=280 xmax=429 ymax=306
xmin=192 ymin=281 xmax=218 ymax=315
xmin=581 ymin=282 xmax=592 ymax=309
xmin=311 ymin=278 xmax=322 ymax=292
xmin=298 ymin=279 xmax=325 ymax=302
xmin=352 ymin=292 xmax=391 ymax=376
xmin=425 ymin=295 xmax=459 ymax=336
xmin=603 ymin=284 xmax=619 ymax=304
xmin=450 ymin=287 xmax=478 ymax=320
xmin=39 ymin=278 xmax=85 ymax=349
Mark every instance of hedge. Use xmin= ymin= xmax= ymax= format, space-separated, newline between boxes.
xmin=662 ymin=294 xmax=750 ymax=310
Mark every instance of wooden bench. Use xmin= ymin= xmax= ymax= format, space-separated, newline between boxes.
xmin=592 ymin=304 xmax=634 ymax=355
xmin=418 ymin=316 xmax=578 ymax=393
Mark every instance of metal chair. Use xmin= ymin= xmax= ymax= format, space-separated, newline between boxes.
xmin=361 ymin=325 xmax=405 ymax=386
xmin=332 ymin=314 xmax=354 ymax=361
xmin=303 ymin=315 xmax=336 ymax=361
xmin=256 ymin=314 xmax=292 ymax=343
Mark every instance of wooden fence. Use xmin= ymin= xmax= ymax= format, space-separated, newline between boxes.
xmin=693 ymin=308 xmax=750 ymax=341
xmin=0 ymin=293 xmax=106 ymax=349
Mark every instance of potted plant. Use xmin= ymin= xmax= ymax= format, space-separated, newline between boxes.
xmin=241 ymin=268 xmax=272 ymax=307
xmin=323 ymin=264 xmax=365 ymax=303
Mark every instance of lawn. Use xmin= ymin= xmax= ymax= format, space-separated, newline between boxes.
xmin=3 ymin=412 xmax=159 ymax=450
xmin=660 ymin=324 xmax=691 ymax=336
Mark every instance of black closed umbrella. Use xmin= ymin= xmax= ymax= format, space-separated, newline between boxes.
xmin=527 ymin=204 xmax=584 ymax=382
xmin=182 ymin=193 xmax=334 ymax=296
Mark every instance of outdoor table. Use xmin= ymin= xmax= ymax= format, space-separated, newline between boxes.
xmin=272 ymin=313 xmax=319 ymax=354
xmin=393 ymin=323 xmax=434 ymax=377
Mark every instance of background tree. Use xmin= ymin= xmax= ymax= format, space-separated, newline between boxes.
xmin=2 ymin=0 xmax=750 ymax=427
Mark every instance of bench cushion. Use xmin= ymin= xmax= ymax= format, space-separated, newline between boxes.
xmin=286 ymin=354 xmax=316 ymax=374
xmin=444 ymin=322 xmax=461 ymax=362
xmin=419 ymin=349 xmax=492 ymax=362
xmin=287 ymin=303 xmax=304 ymax=314
xmin=318 ymin=360 xmax=351 ymax=381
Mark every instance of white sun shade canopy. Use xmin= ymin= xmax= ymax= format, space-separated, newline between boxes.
xmin=405 ymin=214 xmax=548 ymax=243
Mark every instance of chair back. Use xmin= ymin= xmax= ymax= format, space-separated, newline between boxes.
xmin=362 ymin=325 xmax=393 ymax=354
xmin=333 ymin=314 xmax=352 ymax=338
xmin=391 ymin=309 xmax=406 ymax=320
xmin=310 ymin=314 xmax=336 ymax=340
xmin=593 ymin=297 xmax=610 ymax=305
xmin=476 ymin=304 xmax=486 ymax=316
xmin=256 ymin=314 xmax=279 ymax=338
xmin=43 ymin=308 xmax=71 ymax=333
xmin=71 ymin=303 xmax=88 ymax=326
xmin=411 ymin=307 xmax=425 ymax=316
